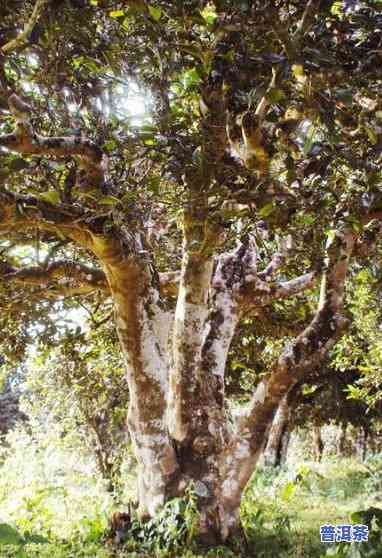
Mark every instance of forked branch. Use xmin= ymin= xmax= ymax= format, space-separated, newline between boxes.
xmin=217 ymin=227 xmax=356 ymax=539
xmin=1 ymin=259 xmax=109 ymax=291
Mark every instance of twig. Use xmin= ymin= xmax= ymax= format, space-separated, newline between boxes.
xmin=1 ymin=0 xmax=50 ymax=55
xmin=294 ymin=0 xmax=320 ymax=41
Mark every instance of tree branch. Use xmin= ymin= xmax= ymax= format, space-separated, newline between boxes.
xmin=255 ymin=66 xmax=278 ymax=121
xmin=294 ymin=0 xmax=321 ymax=41
xmin=270 ymin=271 xmax=317 ymax=300
xmin=0 ymin=102 xmax=105 ymax=189
xmin=0 ymin=255 xmax=178 ymax=300
xmin=0 ymin=129 xmax=103 ymax=165
xmin=1 ymin=0 xmax=50 ymax=54
xmin=0 ymin=188 xmax=91 ymax=247
xmin=217 ymin=226 xmax=355 ymax=538
xmin=1 ymin=259 xmax=109 ymax=290
xmin=241 ymin=270 xmax=317 ymax=308
xmin=257 ymin=235 xmax=292 ymax=281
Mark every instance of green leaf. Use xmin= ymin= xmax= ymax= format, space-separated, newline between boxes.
xmin=109 ymin=10 xmax=125 ymax=18
xmin=258 ymin=202 xmax=275 ymax=218
xmin=200 ymin=6 xmax=218 ymax=25
xmin=335 ymin=88 xmax=353 ymax=105
xmin=83 ymin=57 xmax=100 ymax=72
xmin=148 ymin=5 xmax=162 ymax=21
xmin=104 ymin=139 xmax=117 ymax=151
xmin=325 ymin=229 xmax=336 ymax=246
xmin=38 ymin=190 xmax=61 ymax=205
xmin=348 ymin=218 xmax=362 ymax=233
xmin=72 ymin=56 xmax=84 ymax=69
xmin=300 ymin=212 xmax=315 ymax=225
xmin=345 ymin=384 xmax=362 ymax=400
xmin=303 ymin=125 xmax=316 ymax=156
xmin=331 ymin=1 xmax=343 ymax=16
xmin=0 ymin=523 xmax=24 ymax=546
xmin=266 ymin=87 xmax=285 ymax=103
xmin=182 ymin=68 xmax=201 ymax=89
xmin=365 ymin=126 xmax=378 ymax=145
xmin=99 ymin=195 xmax=120 ymax=205
xmin=281 ymin=480 xmax=296 ymax=502
xmin=292 ymin=64 xmax=305 ymax=78
xmin=231 ymin=361 xmax=248 ymax=371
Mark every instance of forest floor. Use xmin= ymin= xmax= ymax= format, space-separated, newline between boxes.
xmin=0 ymin=455 xmax=382 ymax=557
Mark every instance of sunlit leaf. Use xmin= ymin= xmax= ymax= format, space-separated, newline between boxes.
xmin=281 ymin=481 xmax=296 ymax=502
xmin=148 ymin=5 xmax=162 ymax=21
xmin=258 ymin=202 xmax=275 ymax=218
xmin=365 ymin=127 xmax=378 ymax=145
xmin=99 ymin=195 xmax=120 ymax=205
xmin=38 ymin=191 xmax=61 ymax=205
xmin=331 ymin=1 xmax=343 ymax=16
xmin=182 ymin=68 xmax=201 ymax=89
xmin=200 ymin=5 xmax=218 ymax=25
xmin=109 ymin=10 xmax=125 ymax=18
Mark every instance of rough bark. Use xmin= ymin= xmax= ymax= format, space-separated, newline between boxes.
xmin=279 ymin=428 xmax=291 ymax=465
xmin=0 ymin=192 xmax=354 ymax=540
xmin=216 ymin=228 xmax=355 ymax=539
xmin=100 ymin=246 xmax=178 ymax=517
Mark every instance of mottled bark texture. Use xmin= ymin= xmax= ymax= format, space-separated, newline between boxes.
xmin=216 ymin=228 xmax=355 ymax=538
xmin=100 ymin=246 xmax=178 ymax=518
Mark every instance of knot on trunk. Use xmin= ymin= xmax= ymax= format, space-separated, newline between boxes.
xmin=192 ymin=434 xmax=215 ymax=456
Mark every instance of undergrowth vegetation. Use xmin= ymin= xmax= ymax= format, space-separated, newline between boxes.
xmin=1 ymin=433 xmax=382 ymax=558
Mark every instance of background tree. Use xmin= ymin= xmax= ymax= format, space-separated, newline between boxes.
xmin=22 ymin=321 xmax=131 ymax=492
xmin=0 ymin=361 xmax=27 ymax=440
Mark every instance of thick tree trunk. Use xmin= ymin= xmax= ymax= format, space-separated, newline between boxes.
xmin=65 ymin=224 xmax=353 ymax=542
xmin=100 ymin=249 xmax=179 ymax=517
xmin=263 ymin=395 xmax=291 ymax=467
